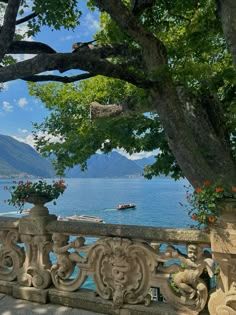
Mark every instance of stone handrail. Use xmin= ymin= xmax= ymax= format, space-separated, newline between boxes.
xmin=0 ymin=214 xmax=214 ymax=315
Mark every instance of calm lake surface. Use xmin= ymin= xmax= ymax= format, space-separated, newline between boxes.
xmin=0 ymin=177 xmax=192 ymax=228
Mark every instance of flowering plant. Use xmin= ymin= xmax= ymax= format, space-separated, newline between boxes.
xmin=4 ymin=179 xmax=67 ymax=212
xmin=185 ymin=181 xmax=236 ymax=230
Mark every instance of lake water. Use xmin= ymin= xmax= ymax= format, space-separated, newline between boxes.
xmin=0 ymin=177 xmax=192 ymax=228
xmin=0 ymin=177 xmax=195 ymax=290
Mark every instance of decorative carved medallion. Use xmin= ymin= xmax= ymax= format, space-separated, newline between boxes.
xmin=90 ymin=238 xmax=154 ymax=307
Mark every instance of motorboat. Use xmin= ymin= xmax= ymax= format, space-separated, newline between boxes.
xmin=21 ymin=209 xmax=31 ymax=213
xmin=62 ymin=214 xmax=105 ymax=223
xmin=116 ymin=203 xmax=136 ymax=210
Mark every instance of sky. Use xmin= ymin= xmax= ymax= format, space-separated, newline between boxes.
xmin=0 ymin=2 xmax=156 ymax=161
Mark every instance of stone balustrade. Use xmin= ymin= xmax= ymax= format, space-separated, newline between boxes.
xmin=0 ymin=213 xmax=214 ymax=315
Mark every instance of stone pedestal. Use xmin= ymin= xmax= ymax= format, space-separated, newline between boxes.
xmin=208 ymin=199 xmax=236 ymax=315
xmin=17 ymin=204 xmax=57 ymax=290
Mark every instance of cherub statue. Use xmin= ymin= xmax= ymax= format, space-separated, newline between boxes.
xmin=52 ymin=233 xmax=87 ymax=280
xmin=173 ymin=244 xmax=214 ymax=300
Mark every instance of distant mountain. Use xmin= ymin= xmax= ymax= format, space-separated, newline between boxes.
xmin=66 ymin=151 xmax=143 ymax=178
xmin=0 ymin=135 xmax=156 ymax=178
xmin=133 ymin=156 xmax=156 ymax=168
xmin=0 ymin=134 xmax=55 ymax=177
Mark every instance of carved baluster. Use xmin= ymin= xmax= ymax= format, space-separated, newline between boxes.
xmin=0 ymin=230 xmax=25 ymax=281
xmin=51 ymin=233 xmax=89 ymax=291
xmin=208 ymin=199 xmax=236 ymax=315
xmin=17 ymin=234 xmax=52 ymax=289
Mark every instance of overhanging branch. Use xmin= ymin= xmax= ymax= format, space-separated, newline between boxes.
xmin=8 ymin=41 xmax=56 ymax=54
xmin=0 ymin=0 xmax=21 ymax=61
xmin=0 ymin=51 xmax=152 ymax=88
xmin=16 ymin=12 xmax=38 ymax=25
xmin=23 ymin=72 xmax=95 ymax=83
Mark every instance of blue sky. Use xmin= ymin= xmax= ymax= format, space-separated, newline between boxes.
xmin=0 ymin=3 xmax=156 ymax=160
xmin=0 ymin=3 xmax=100 ymax=145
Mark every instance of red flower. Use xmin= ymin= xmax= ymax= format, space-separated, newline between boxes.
xmin=191 ymin=214 xmax=197 ymax=220
xmin=208 ymin=217 xmax=215 ymax=223
xmin=215 ymin=187 xmax=224 ymax=193
xmin=232 ymin=187 xmax=236 ymax=193
xmin=196 ymin=188 xmax=202 ymax=194
xmin=203 ymin=181 xmax=211 ymax=186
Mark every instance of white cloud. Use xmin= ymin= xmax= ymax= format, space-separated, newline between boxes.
xmin=0 ymin=82 xmax=10 ymax=91
xmin=116 ymin=149 xmax=159 ymax=160
xmin=2 ymin=101 xmax=13 ymax=112
xmin=13 ymin=130 xmax=63 ymax=150
xmin=18 ymin=128 xmax=29 ymax=134
xmin=18 ymin=97 xmax=28 ymax=108
xmin=84 ymin=13 xmax=100 ymax=32
xmin=13 ymin=134 xmax=36 ymax=149
xmin=61 ymin=35 xmax=76 ymax=41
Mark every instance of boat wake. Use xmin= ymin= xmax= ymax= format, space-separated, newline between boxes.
xmin=0 ymin=211 xmax=18 ymax=216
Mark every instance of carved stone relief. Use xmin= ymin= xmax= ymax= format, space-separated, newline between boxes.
xmin=0 ymin=230 xmax=25 ymax=281
xmin=151 ymin=244 xmax=214 ymax=315
xmin=17 ymin=234 xmax=52 ymax=289
xmin=208 ymin=200 xmax=236 ymax=315
xmin=51 ymin=233 xmax=90 ymax=291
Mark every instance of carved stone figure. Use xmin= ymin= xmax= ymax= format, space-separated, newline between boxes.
xmin=173 ymin=244 xmax=214 ymax=300
xmin=151 ymin=244 xmax=214 ymax=314
xmin=51 ymin=233 xmax=89 ymax=291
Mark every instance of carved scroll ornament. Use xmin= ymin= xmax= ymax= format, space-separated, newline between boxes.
xmin=17 ymin=234 xmax=52 ymax=289
xmin=0 ymin=230 xmax=25 ymax=281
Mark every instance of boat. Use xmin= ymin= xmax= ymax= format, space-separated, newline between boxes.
xmin=116 ymin=203 xmax=136 ymax=210
xmin=22 ymin=209 xmax=31 ymax=213
xmin=63 ymin=214 xmax=105 ymax=223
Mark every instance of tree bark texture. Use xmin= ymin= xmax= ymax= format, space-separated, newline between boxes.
xmin=217 ymin=0 xmax=236 ymax=67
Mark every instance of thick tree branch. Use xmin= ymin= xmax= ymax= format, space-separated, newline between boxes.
xmin=16 ymin=12 xmax=38 ymax=25
xmin=94 ymin=0 xmax=167 ymax=71
xmin=8 ymin=41 xmax=56 ymax=54
xmin=0 ymin=0 xmax=20 ymax=61
xmin=216 ymin=0 xmax=236 ymax=67
xmin=0 ymin=51 xmax=152 ymax=88
xmin=131 ymin=0 xmax=155 ymax=16
xmin=90 ymin=102 xmax=123 ymax=118
xmin=24 ymin=72 xmax=95 ymax=83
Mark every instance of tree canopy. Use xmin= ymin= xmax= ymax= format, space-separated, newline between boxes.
xmin=0 ymin=0 xmax=236 ymax=186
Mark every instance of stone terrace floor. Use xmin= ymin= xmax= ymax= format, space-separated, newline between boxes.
xmin=0 ymin=293 xmax=104 ymax=315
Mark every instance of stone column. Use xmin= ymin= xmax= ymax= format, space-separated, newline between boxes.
xmin=17 ymin=203 xmax=57 ymax=289
xmin=208 ymin=199 xmax=236 ymax=315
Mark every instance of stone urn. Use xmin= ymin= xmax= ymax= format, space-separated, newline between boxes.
xmin=26 ymin=193 xmax=53 ymax=217
xmin=208 ymin=198 xmax=236 ymax=315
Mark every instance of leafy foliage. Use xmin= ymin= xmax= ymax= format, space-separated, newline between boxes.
xmin=23 ymin=0 xmax=81 ymax=36
xmin=24 ymin=0 xmax=236 ymax=179
xmin=5 ymin=179 xmax=67 ymax=212
xmin=29 ymin=77 xmax=179 ymax=176
xmin=185 ymin=181 xmax=236 ymax=230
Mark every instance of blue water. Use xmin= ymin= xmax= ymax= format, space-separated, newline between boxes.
xmin=0 ymin=177 xmax=192 ymax=228
xmin=0 ymin=177 xmax=194 ymax=290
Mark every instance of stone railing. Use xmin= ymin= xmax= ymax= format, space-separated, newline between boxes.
xmin=0 ymin=211 xmax=215 ymax=315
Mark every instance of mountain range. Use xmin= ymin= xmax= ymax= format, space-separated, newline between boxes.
xmin=0 ymin=134 xmax=155 ymax=178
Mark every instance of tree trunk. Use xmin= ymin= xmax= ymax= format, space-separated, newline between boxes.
xmin=216 ymin=0 xmax=236 ymax=67
xmin=150 ymin=83 xmax=236 ymax=186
